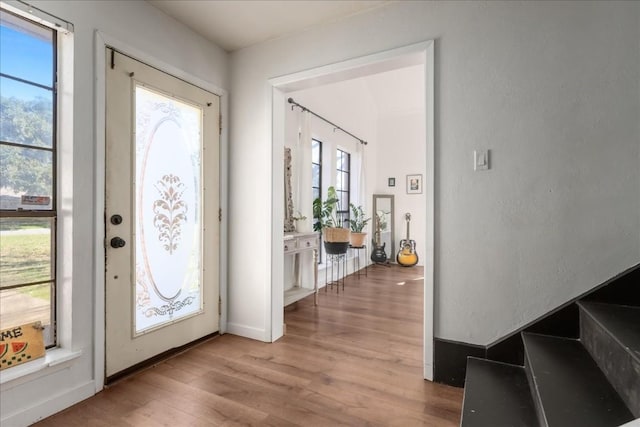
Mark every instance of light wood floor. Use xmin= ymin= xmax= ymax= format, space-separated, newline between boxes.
xmin=36 ymin=264 xmax=462 ymax=426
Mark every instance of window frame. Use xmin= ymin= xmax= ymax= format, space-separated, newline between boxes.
xmin=311 ymin=138 xmax=322 ymax=215
xmin=312 ymin=138 xmax=323 ymax=261
xmin=0 ymin=9 xmax=58 ymax=348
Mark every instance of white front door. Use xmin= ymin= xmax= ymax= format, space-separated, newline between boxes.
xmin=105 ymin=48 xmax=220 ymax=379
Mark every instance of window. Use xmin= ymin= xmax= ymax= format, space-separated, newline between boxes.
xmin=0 ymin=10 xmax=57 ymax=347
xmin=335 ymin=148 xmax=350 ymax=228
xmin=311 ymin=138 xmax=322 ymax=207
xmin=312 ymin=139 xmax=323 ymax=261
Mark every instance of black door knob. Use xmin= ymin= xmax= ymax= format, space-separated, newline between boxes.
xmin=110 ymin=214 xmax=123 ymax=225
xmin=110 ymin=237 xmax=126 ymax=248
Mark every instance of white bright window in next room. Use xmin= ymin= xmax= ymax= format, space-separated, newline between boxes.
xmin=335 ymin=148 xmax=351 ymax=227
xmin=0 ymin=5 xmax=72 ymax=353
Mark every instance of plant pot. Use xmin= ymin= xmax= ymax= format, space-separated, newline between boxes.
xmin=324 ymin=227 xmax=350 ymax=243
xmin=349 ymin=232 xmax=367 ymax=248
xmin=324 ymin=241 xmax=349 ymax=254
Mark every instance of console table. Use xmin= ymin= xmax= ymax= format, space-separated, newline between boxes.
xmin=283 ymin=232 xmax=319 ymax=306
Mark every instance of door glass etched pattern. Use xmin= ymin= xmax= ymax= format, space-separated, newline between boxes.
xmin=135 ymin=85 xmax=203 ymax=334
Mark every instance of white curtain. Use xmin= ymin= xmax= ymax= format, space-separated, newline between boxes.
xmin=352 ymin=141 xmax=368 ymax=228
xmin=294 ymin=110 xmax=313 ymax=233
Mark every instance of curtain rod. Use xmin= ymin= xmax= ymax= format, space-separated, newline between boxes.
xmin=288 ymin=97 xmax=368 ymax=145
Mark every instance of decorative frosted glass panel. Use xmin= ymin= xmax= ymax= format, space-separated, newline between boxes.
xmin=134 ymin=85 xmax=203 ymax=334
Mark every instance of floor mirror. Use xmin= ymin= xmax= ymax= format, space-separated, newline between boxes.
xmin=372 ymin=194 xmax=394 ymax=263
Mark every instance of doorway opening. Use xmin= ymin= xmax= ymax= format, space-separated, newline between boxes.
xmin=270 ymin=41 xmax=435 ymax=379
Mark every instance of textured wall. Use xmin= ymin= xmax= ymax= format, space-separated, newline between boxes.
xmin=229 ymin=1 xmax=640 ymax=345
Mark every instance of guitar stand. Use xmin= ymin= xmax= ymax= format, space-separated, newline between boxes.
xmin=373 ymin=261 xmax=392 ymax=267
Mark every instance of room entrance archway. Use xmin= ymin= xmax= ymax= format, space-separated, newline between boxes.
xmin=269 ymin=41 xmax=435 ymax=380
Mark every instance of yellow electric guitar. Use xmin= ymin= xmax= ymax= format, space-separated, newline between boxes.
xmin=397 ymin=213 xmax=418 ymax=267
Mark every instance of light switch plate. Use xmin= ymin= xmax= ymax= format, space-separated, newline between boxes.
xmin=474 ymin=149 xmax=490 ymax=171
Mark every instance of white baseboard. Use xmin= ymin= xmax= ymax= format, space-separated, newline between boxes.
xmin=424 ymin=362 xmax=433 ymax=381
xmin=225 ymin=322 xmax=268 ymax=342
xmin=1 ymin=380 xmax=95 ymax=427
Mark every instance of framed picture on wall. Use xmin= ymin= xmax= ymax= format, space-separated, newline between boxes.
xmin=388 ymin=177 xmax=395 ymax=187
xmin=406 ymin=174 xmax=422 ymax=194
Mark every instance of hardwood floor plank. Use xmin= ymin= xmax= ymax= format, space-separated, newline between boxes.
xmin=35 ymin=265 xmax=462 ymax=426
xmin=137 ymin=369 xmax=272 ymax=425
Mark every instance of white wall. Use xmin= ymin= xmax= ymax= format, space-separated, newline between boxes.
xmin=375 ymin=111 xmax=426 ymax=264
xmin=229 ymin=1 xmax=640 ymax=346
xmin=0 ymin=1 xmax=228 ymax=425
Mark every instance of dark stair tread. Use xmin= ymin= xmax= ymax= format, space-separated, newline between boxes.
xmin=578 ymin=301 xmax=640 ymax=362
xmin=523 ymin=333 xmax=634 ymax=427
xmin=461 ymin=357 xmax=538 ymax=427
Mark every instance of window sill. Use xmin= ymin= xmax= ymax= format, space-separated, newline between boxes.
xmin=0 ymin=348 xmax=82 ymax=387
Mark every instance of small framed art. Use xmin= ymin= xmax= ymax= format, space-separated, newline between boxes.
xmin=406 ymin=174 xmax=422 ymax=194
xmin=388 ymin=177 xmax=395 ymax=187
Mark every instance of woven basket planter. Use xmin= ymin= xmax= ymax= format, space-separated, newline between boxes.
xmin=349 ymin=232 xmax=367 ymax=248
xmin=324 ymin=227 xmax=350 ymax=243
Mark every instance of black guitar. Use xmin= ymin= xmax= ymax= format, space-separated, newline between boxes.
xmin=397 ymin=213 xmax=418 ymax=267
xmin=370 ymin=218 xmax=387 ymax=263
xmin=371 ymin=237 xmax=387 ymax=263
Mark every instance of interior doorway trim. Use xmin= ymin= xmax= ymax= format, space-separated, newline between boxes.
xmin=93 ymin=30 xmax=229 ymax=392
xmin=269 ymin=40 xmax=435 ymax=380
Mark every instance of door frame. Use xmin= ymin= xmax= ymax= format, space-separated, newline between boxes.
xmin=93 ymin=31 xmax=229 ymax=392
xmin=269 ymin=41 xmax=435 ymax=380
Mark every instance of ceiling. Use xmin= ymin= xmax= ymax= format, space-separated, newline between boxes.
xmin=147 ymin=0 xmax=390 ymax=52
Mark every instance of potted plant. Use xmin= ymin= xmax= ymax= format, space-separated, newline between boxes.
xmin=313 ymin=186 xmax=350 ymax=254
xmin=348 ymin=203 xmax=370 ymax=247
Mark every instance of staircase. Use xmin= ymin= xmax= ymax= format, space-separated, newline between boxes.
xmin=460 ymin=271 xmax=640 ymax=426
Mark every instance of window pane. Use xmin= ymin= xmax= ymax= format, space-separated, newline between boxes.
xmin=0 ymin=11 xmax=54 ymax=87
xmin=0 ymin=77 xmax=54 ymax=148
xmin=0 ymin=217 xmax=53 ymax=288
xmin=337 ymin=211 xmax=348 ymax=228
xmin=312 ymin=140 xmax=320 ymax=163
xmin=312 ymin=164 xmax=320 ymax=188
xmin=336 ymin=172 xmax=342 ymax=190
xmin=312 ymin=188 xmax=320 ymax=201
xmin=340 ymin=193 xmax=349 ymax=212
xmin=337 ymin=171 xmax=348 ymax=191
xmin=0 ymin=144 xmax=53 ymax=204
xmin=0 ymin=282 xmax=52 ymax=340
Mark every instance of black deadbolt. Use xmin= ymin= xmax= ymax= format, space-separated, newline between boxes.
xmin=110 ymin=214 xmax=123 ymax=225
xmin=110 ymin=237 xmax=126 ymax=248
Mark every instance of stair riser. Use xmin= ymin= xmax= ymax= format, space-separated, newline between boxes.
xmin=580 ymin=310 xmax=640 ymax=417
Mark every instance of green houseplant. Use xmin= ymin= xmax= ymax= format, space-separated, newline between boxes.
xmin=313 ymin=186 xmax=350 ymax=254
xmin=348 ymin=203 xmax=370 ymax=247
